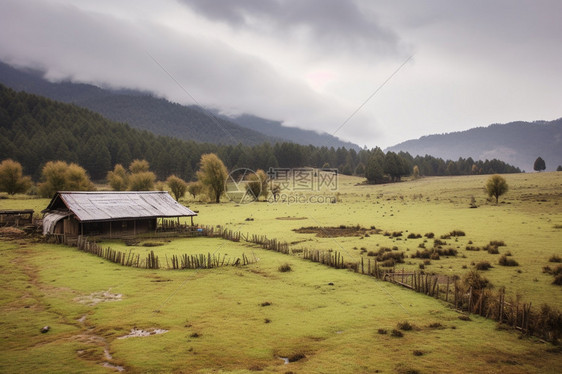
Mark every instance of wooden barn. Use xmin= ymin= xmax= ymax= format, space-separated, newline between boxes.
xmin=42 ymin=191 xmax=197 ymax=238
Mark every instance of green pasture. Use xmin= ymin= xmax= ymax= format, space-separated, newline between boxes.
xmin=186 ymin=172 xmax=562 ymax=308
xmin=0 ymin=172 xmax=561 ymax=372
xmin=1 ymin=237 xmax=560 ymax=373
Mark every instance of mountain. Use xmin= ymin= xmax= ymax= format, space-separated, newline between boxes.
xmin=385 ymin=119 xmax=562 ymax=172
xmin=0 ymin=61 xmax=359 ymax=149
xmin=223 ymin=113 xmax=360 ymax=150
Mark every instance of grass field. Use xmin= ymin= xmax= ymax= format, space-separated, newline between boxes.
xmin=0 ymin=172 xmax=561 ymax=373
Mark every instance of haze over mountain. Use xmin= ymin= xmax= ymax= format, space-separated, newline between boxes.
xmin=0 ymin=61 xmax=358 ymax=149
xmin=385 ymin=119 xmax=562 ymax=172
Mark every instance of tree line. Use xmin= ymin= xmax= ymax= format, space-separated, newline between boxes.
xmin=0 ymin=84 xmax=521 ymax=186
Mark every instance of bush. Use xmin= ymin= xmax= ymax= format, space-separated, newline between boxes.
xmin=278 ymin=263 xmax=292 ymax=272
xmin=498 ymin=255 xmax=519 ymax=266
xmin=485 ymin=245 xmax=500 ymax=254
xmin=424 ymin=232 xmax=435 ymax=239
xmin=462 ymin=270 xmax=492 ymax=290
xmin=377 ymin=329 xmax=387 ymax=335
xmin=553 ymin=274 xmax=562 ymax=286
xmin=465 ymin=246 xmax=481 ymax=251
xmin=407 ymin=233 xmax=422 ymax=239
xmin=475 ymin=261 xmax=492 ymax=270
xmin=489 ymin=240 xmax=506 ymax=247
xmin=449 ymin=230 xmax=466 ymax=237
xmin=391 ymin=329 xmax=403 ymax=337
xmin=397 ymin=321 xmax=413 ymax=331
xmin=549 ymin=255 xmax=562 ymax=263
xmin=433 ymin=239 xmax=446 ymax=247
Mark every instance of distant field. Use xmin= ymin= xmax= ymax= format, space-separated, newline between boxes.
xmin=0 ymin=172 xmax=561 ymax=373
xmin=189 ymin=172 xmax=562 ymax=308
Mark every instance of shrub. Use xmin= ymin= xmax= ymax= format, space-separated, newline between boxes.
xmin=142 ymin=242 xmax=164 ymax=247
xmin=397 ymin=321 xmax=413 ymax=331
xmin=475 ymin=261 xmax=492 ymax=270
xmin=449 ymin=230 xmax=466 ymax=237
xmin=418 ymin=264 xmax=425 ymax=270
xmin=381 ymin=259 xmax=396 ymax=267
xmin=407 ymin=233 xmax=422 ymax=239
xmin=465 ymin=246 xmax=481 ymax=251
xmin=489 ymin=240 xmax=506 ymax=247
xmin=485 ymin=245 xmax=500 ymax=254
xmin=413 ymin=350 xmax=424 ymax=356
xmin=377 ymin=329 xmax=387 ymax=335
xmin=438 ymin=248 xmax=458 ymax=256
xmin=391 ymin=329 xmax=403 ymax=337
xmin=549 ymin=255 xmax=562 ymax=263
xmin=553 ymin=274 xmax=562 ymax=286
xmin=462 ymin=270 xmax=492 ymax=290
xmin=278 ymin=263 xmax=292 ymax=272
xmin=424 ymin=232 xmax=435 ymax=239
xmin=498 ymin=255 xmax=519 ymax=266
xmin=433 ymin=239 xmax=446 ymax=247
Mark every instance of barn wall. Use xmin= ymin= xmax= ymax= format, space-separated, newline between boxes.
xmin=81 ymin=219 xmax=157 ymax=237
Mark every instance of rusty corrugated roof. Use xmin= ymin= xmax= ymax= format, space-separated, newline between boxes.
xmin=44 ymin=191 xmax=197 ymax=222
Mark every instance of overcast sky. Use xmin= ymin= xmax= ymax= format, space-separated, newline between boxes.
xmin=1 ymin=0 xmax=561 ymax=148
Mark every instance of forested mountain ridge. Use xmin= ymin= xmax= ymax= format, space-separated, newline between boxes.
xmin=223 ymin=113 xmax=360 ymax=150
xmin=386 ymin=119 xmax=562 ymax=171
xmin=0 ymin=61 xmax=358 ymax=149
xmin=0 ymin=84 xmax=521 ymax=185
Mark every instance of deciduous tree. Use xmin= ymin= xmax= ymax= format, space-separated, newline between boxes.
xmin=485 ymin=174 xmax=508 ymax=204
xmin=128 ymin=171 xmax=156 ymax=191
xmin=533 ymin=157 xmax=546 ymax=172
xmin=196 ymin=153 xmax=228 ymax=203
xmin=167 ymin=175 xmax=188 ymax=201
xmin=0 ymin=159 xmax=32 ymax=195
xmin=38 ymin=161 xmax=94 ymax=197
xmin=187 ymin=181 xmax=203 ymax=199
xmin=107 ymin=164 xmax=128 ymax=191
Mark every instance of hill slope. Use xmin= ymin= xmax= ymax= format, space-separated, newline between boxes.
xmin=386 ymin=119 xmax=562 ymax=171
xmin=0 ymin=61 xmax=358 ymax=149
xmin=224 ymin=113 xmax=360 ymax=150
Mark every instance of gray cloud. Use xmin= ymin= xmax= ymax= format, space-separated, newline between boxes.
xmin=1 ymin=0 xmax=561 ymax=148
xmin=178 ymin=0 xmax=402 ymax=56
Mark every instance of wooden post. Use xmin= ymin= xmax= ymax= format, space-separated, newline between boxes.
xmin=445 ymin=277 xmax=450 ymax=302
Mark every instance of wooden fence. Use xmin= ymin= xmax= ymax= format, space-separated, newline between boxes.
xmin=74 ymin=235 xmax=255 ymax=270
xmin=66 ymin=226 xmax=560 ymax=343
xmin=209 ymin=227 xmax=561 ymax=343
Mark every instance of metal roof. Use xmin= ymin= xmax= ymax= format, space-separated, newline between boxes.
xmin=43 ymin=191 xmax=197 ymax=222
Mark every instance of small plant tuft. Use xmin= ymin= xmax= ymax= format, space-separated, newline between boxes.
xmin=391 ymin=329 xmax=403 ymax=337
xmin=498 ymin=255 xmax=519 ymax=266
xmin=278 ymin=263 xmax=292 ymax=272
xmin=397 ymin=321 xmax=413 ymax=331
xmin=475 ymin=261 xmax=492 ymax=270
